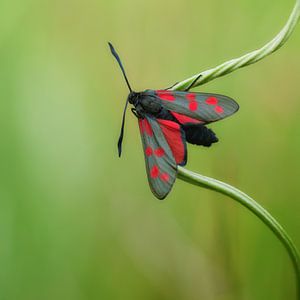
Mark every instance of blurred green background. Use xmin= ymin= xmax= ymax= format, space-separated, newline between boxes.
xmin=0 ymin=0 xmax=299 ymax=299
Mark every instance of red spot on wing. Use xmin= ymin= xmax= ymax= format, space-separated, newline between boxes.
xmin=205 ymin=97 xmax=218 ymax=105
xmin=143 ymin=119 xmax=153 ymax=136
xmin=138 ymin=119 xmax=144 ymax=133
xmin=157 ymin=119 xmax=185 ymax=165
xmin=171 ymin=112 xmax=203 ymax=125
xmin=139 ymin=119 xmax=153 ymax=136
xmin=160 ymin=173 xmax=170 ymax=182
xmin=215 ymin=106 xmax=224 ymax=114
xmin=156 ymin=90 xmax=175 ymax=101
xmin=186 ymin=93 xmax=196 ymax=101
xmin=189 ymin=101 xmax=198 ymax=111
xmin=185 ymin=92 xmax=198 ymax=111
xmin=150 ymin=165 xmax=159 ymax=178
xmin=154 ymin=147 xmax=165 ymax=157
xmin=145 ymin=146 xmax=153 ymax=156
xmin=204 ymin=97 xmax=224 ymax=114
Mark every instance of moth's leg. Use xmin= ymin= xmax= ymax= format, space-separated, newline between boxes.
xmin=184 ymin=74 xmax=202 ymax=91
xmin=131 ymin=108 xmax=139 ymax=118
xmin=164 ymin=82 xmax=179 ymax=90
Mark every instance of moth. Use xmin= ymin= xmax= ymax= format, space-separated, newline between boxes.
xmin=109 ymin=43 xmax=239 ymax=199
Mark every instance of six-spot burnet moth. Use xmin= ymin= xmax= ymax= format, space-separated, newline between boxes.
xmin=109 ymin=42 xmax=239 ymax=200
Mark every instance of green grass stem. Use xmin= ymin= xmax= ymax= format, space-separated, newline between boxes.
xmin=174 ymin=1 xmax=300 ymax=298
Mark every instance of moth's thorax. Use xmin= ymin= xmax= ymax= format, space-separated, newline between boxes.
xmin=127 ymin=90 xmax=163 ymax=119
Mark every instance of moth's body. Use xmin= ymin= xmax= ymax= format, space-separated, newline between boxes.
xmin=128 ymin=90 xmax=219 ymax=147
xmin=109 ymin=42 xmax=239 ymax=199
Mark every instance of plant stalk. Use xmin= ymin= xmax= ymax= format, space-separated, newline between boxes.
xmin=172 ymin=0 xmax=300 ymax=297
xmin=171 ymin=0 xmax=300 ymax=91
xmin=178 ymin=167 xmax=300 ymax=297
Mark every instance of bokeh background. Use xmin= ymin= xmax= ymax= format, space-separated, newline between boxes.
xmin=0 ymin=0 xmax=299 ymax=299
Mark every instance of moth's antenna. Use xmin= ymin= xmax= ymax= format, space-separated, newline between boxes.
xmin=108 ymin=42 xmax=132 ymax=92
xmin=108 ymin=42 xmax=133 ymax=156
xmin=117 ymin=98 xmax=129 ymax=157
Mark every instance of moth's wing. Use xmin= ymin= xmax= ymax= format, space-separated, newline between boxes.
xmin=138 ymin=115 xmax=187 ymax=200
xmin=143 ymin=90 xmax=239 ymax=124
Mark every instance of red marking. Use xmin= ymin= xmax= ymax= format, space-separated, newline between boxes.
xmin=150 ymin=165 xmax=159 ymax=178
xmin=145 ymin=146 xmax=153 ymax=156
xmin=171 ymin=112 xmax=203 ymax=124
xmin=160 ymin=173 xmax=170 ymax=182
xmin=138 ymin=119 xmax=144 ymax=133
xmin=186 ymin=93 xmax=196 ymax=101
xmin=157 ymin=119 xmax=186 ymax=165
xmin=189 ymin=101 xmax=198 ymax=111
xmin=139 ymin=119 xmax=153 ymax=136
xmin=143 ymin=119 xmax=153 ymax=136
xmin=215 ymin=106 xmax=224 ymax=114
xmin=156 ymin=90 xmax=175 ymax=101
xmin=205 ymin=97 xmax=218 ymax=105
xmin=154 ymin=147 xmax=165 ymax=157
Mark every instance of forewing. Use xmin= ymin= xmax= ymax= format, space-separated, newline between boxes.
xmin=143 ymin=90 xmax=239 ymax=124
xmin=138 ymin=116 xmax=186 ymax=199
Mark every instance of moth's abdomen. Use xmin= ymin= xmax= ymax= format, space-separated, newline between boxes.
xmin=182 ymin=124 xmax=218 ymax=147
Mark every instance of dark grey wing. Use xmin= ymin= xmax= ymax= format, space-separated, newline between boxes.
xmin=138 ymin=115 xmax=186 ymax=199
xmin=142 ymin=89 xmax=239 ymax=124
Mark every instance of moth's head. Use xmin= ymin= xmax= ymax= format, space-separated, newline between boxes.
xmin=128 ymin=91 xmax=140 ymax=105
